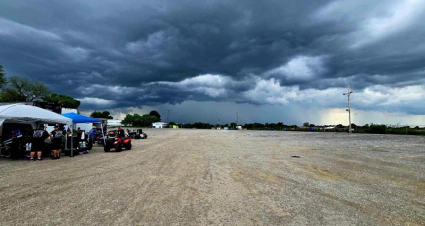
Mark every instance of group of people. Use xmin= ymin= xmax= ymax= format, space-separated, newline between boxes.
xmin=29 ymin=125 xmax=97 ymax=161
xmin=30 ymin=125 xmax=65 ymax=161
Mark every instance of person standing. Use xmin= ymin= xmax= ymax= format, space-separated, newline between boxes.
xmin=89 ymin=126 xmax=96 ymax=141
xmin=31 ymin=125 xmax=51 ymax=161
xmin=50 ymin=125 xmax=63 ymax=159
xmin=76 ymin=127 xmax=82 ymax=144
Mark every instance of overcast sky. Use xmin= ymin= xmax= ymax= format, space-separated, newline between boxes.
xmin=1 ymin=0 xmax=424 ymax=125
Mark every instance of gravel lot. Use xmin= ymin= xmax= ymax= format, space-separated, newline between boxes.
xmin=0 ymin=129 xmax=424 ymax=226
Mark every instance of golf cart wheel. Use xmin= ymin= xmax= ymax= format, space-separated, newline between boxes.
xmin=104 ymin=146 xmax=110 ymax=152
xmin=115 ymin=144 xmax=122 ymax=152
xmin=125 ymin=143 xmax=132 ymax=150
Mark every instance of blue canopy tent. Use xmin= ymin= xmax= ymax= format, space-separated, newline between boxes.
xmin=62 ymin=113 xmax=101 ymax=124
xmin=62 ymin=113 xmax=105 ymax=156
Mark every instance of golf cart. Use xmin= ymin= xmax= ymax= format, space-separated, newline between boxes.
xmin=127 ymin=129 xmax=147 ymax=139
xmin=104 ymin=129 xmax=131 ymax=152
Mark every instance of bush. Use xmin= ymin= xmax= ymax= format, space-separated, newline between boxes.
xmin=367 ymin=124 xmax=387 ymax=134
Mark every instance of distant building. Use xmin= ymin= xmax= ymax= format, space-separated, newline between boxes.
xmin=152 ymin=122 xmax=167 ymax=128
xmin=108 ymin=120 xmax=122 ymax=126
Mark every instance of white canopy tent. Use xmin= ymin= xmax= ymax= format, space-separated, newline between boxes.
xmin=0 ymin=104 xmax=75 ymax=156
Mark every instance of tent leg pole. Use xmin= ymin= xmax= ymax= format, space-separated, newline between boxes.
xmin=70 ymin=124 xmax=74 ymax=157
xmin=101 ymin=123 xmax=106 ymax=145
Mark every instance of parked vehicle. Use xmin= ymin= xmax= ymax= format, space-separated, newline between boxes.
xmin=139 ymin=129 xmax=148 ymax=139
xmin=94 ymin=130 xmax=106 ymax=144
xmin=104 ymin=129 xmax=131 ymax=152
xmin=127 ymin=129 xmax=147 ymax=139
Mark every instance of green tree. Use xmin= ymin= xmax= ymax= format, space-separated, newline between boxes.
xmin=1 ymin=89 xmax=24 ymax=102
xmin=303 ymin=122 xmax=309 ymax=127
xmin=43 ymin=93 xmax=81 ymax=108
xmin=121 ymin=113 xmax=158 ymax=127
xmin=277 ymin=122 xmax=285 ymax=130
xmin=169 ymin=121 xmax=176 ymax=126
xmin=103 ymin=111 xmax=113 ymax=119
xmin=141 ymin=114 xmax=158 ymax=126
xmin=121 ymin=114 xmax=134 ymax=126
xmin=90 ymin=111 xmax=102 ymax=118
xmin=90 ymin=111 xmax=101 ymax=118
xmin=1 ymin=76 xmax=51 ymax=102
xmin=90 ymin=111 xmax=113 ymax=119
xmin=149 ymin=110 xmax=161 ymax=121
xmin=368 ymin=124 xmax=387 ymax=134
xmin=132 ymin=114 xmax=143 ymax=126
xmin=0 ymin=65 xmax=7 ymax=90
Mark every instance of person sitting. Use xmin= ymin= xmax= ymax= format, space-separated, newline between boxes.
xmin=30 ymin=125 xmax=52 ymax=161
xmin=117 ymin=127 xmax=125 ymax=138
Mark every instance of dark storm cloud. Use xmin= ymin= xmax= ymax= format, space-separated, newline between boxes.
xmin=0 ymin=0 xmax=424 ymax=115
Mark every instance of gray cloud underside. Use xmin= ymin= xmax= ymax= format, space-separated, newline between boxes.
xmin=0 ymin=0 xmax=424 ymax=115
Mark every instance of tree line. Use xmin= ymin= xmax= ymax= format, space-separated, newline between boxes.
xmin=121 ymin=111 xmax=162 ymax=127
xmin=0 ymin=65 xmax=80 ymax=108
xmin=90 ymin=111 xmax=114 ymax=119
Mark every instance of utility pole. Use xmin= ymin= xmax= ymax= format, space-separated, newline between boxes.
xmin=343 ymin=85 xmax=353 ymax=134
xmin=236 ymin=112 xmax=238 ymax=125
xmin=167 ymin=109 xmax=171 ymax=124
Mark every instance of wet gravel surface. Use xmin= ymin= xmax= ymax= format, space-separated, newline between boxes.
xmin=0 ymin=129 xmax=424 ymax=225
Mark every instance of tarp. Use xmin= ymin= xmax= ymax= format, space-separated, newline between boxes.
xmin=62 ymin=112 xmax=101 ymax=124
xmin=0 ymin=104 xmax=73 ymax=126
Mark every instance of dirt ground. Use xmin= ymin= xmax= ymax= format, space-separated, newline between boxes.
xmin=0 ymin=129 xmax=424 ymax=226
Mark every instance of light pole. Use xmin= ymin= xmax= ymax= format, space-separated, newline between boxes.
xmin=236 ymin=112 xmax=238 ymax=126
xmin=167 ymin=109 xmax=171 ymax=124
xmin=343 ymin=85 xmax=353 ymax=133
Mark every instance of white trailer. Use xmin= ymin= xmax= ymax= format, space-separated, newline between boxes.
xmin=152 ymin=122 xmax=167 ymax=128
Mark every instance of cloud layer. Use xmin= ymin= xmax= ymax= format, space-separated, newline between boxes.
xmin=0 ymin=0 xmax=424 ymax=123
